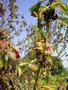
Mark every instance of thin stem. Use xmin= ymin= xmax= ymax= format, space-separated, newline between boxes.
xmin=40 ymin=6 xmax=50 ymax=14
xmin=37 ymin=13 xmax=41 ymax=28
xmin=59 ymin=52 xmax=66 ymax=58
xmin=33 ymin=63 xmax=41 ymax=90
xmin=46 ymin=23 xmax=50 ymax=39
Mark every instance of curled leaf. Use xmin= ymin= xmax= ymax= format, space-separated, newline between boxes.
xmin=50 ymin=1 xmax=68 ymax=15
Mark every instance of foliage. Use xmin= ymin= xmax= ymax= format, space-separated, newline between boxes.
xmin=0 ymin=0 xmax=68 ymax=90
xmin=0 ymin=0 xmax=23 ymax=89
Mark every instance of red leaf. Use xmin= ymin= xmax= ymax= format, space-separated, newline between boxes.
xmin=15 ymin=50 xmax=20 ymax=61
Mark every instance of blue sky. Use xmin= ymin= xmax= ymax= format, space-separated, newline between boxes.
xmin=15 ymin=0 xmax=68 ymax=68
xmin=16 ymin=0 xmax=38 ymax=24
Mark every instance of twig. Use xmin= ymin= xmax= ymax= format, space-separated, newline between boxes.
xmin=59 ymin=52 xmax=66 ymax=58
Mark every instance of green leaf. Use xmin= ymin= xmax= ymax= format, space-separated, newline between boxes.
xmin=29 ymin=1 xmax=44 ymax=12
xmin=57 ymin=16 xmax=68 ymax=24
xmin=66 ymin=26 xmax=68 ymax=35
xmin=38 ymin=6 xmax=45 ymax=11
xmin=50 ymin=1 xmax=68 ymax=15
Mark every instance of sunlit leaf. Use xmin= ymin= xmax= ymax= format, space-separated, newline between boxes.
xmin=19 ymin=62 xmax=28 ymax=66
xmin=29 ymin=1 xmax=44 ymax=12
xmin=31 ymin=59 xmax=37 ymax=63
xmin=16 ymin=65 xmax=22 ymax=77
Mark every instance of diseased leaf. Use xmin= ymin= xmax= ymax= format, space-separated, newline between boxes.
xmin=50 ymin=1 xmax=68 ymax=15
xmin=59 ymin=5 xmax=67 ymax=15
xmin=57 ymin=17 xmax=68 ymax=24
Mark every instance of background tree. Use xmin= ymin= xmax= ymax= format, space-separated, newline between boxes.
xmin=0 ymin=0 xmax=26 ymax=89
xmin=0 ymin=0 xmax=27 ymax=53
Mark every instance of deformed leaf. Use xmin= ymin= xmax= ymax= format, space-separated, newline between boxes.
xmin=59 ymin=5 xmax=67 ymax=15
xmin=50 ymin=1 xmax=68 ymax=15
